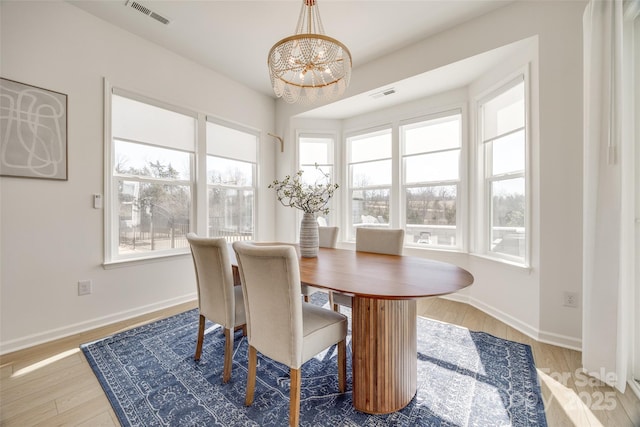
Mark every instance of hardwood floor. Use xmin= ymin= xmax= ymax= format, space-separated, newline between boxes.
xmin=1 ymin=298 xmax=638 ymax=426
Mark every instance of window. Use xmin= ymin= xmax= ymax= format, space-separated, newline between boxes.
xmin=401 ymin=112 xmax=462 ymax=248
xmin=206 ymin=120 xmax=257 ymax=241
xmin=478 ymin=77 xmax=527 ymax=262
xmin=347 ymin=128 xmax=392 ymax=239
xmin=298 ymin=134 xmax=336 ymax=226
xmin=109 ymin=92 xmax=195 ymax=261
xmin=106 ymin=88 xmax=259 ymax=264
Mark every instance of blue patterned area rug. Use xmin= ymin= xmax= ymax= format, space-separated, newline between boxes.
xmin=81 ymin=296 xmax=547 ymax=426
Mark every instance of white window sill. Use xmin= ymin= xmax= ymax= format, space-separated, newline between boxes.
xmin=103 ymin=252 xmax=190 ymax=269
xmin=469 ymin=252 xmax=532 ymax=273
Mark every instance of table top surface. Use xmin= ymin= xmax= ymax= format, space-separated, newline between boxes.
xmin=232 ymin=246 xmax=474 ymax=300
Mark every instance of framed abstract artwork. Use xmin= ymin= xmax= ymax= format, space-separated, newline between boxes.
xmin=0 ymin=78 xmax=68 ymax=180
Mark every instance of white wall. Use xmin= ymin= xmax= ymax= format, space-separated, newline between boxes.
xmin=0 ymin=1 xmax=276 ymax=353
xmin=276 ymin=0 xmax=587 ymax=349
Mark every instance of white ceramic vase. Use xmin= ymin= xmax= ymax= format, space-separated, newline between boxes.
xmin=299 ymin=212 xmax=319 ymax=258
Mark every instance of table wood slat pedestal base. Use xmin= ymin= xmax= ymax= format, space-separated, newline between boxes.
xmin=352 ymin=297 xmax=417 ymax=414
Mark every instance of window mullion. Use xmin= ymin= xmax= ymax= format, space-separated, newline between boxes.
xmin=481 ymin=126 xmax=525 ymax=145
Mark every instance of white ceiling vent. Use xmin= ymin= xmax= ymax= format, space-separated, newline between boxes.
xmin=370 ymin=88 xmax=396 ymax=99
xmin=125 ymin=1 xmax=170 ymax=25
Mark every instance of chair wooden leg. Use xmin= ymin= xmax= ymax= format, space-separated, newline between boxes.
xmin=303 ymin=295 xmax=309 ymax=302
xmin=222 ymin=328 xmax=233 ymax=383
xmin=289 ymin=368 xmax=301 ymax=427
xmin=234 ymin=324 xmax=247 ymax=336
xmin=329 ymin=292 xmax=335 ymax=309
xmin=337 ymin=340 xmax=346 ymax=393
xmin=194 ymin=314 xmax=206 ymax=361
xmin=245 ymin=345 xmax=257 ymax=406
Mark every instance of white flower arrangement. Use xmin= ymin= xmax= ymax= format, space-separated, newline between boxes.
xmin=269 ymin=164 xmax=339 ymax=215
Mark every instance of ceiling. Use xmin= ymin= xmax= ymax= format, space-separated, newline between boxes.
xmin=69 ymin=0 xmax=516 ymax=118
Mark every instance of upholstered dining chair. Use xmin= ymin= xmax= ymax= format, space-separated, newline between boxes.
xmin=332 ymin=227 xmax=405 ymax=311
xmin=232 ymin=241 xmax=347 ymax=427
xmin=318 ymin=226 xmax=339 ymax=249
xmin=247 ymin=241 xmax=318 ymax=303
xmin=186 ymin=233 xmax=246 ymax=383
xmin=355 ymin=227 xmax=405 ymax=255
xmin=301 ymin=226 xmax=339 ymax=303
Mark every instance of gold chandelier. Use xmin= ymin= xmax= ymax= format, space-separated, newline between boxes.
xmin=267 ymin=0 xmax=352 ymax=104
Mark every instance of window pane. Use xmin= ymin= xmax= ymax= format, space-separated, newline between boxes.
xmin=300 ymin=165 xmax=334 ymax=186
xmin=115 ymin=140 xmax=191 ymax=180
xmin=112 ymin=95 xmax=195 ymax=151
xmin=352 ymin=189 xmax=390 ymax=226
xmin=491 ymin=178 xmax=525 ymax=258
xmin=351 ymin=159 xmax=391 ymax=187
xmin=117 ymin=180 xmax=191 ymax=256
xmin=405 ymin=150 xmax=459 ymax=183
xmin=403 ymin=114 xmax=461 ymax=155
xmin=350 ymin=131 xmax=391 ymax=163
xmin=405 ymin=185 xmax=457 ymax=247
xmin=492 ymin=130 xmax=525 ymax=176
xmin=482 ymin=81 xmax=525 ymax=140
xmin=208 ymin=188 xmax=254 ymax=241
xmin=406 ymin=186 xmax=457 ymax=225
xmin=300 ymin=137 xmax=331 ymax=164
xmin=207 ymin=156 xmax=253 ymax=186
xmin=206 ymin=121 xmax=257 ymax=163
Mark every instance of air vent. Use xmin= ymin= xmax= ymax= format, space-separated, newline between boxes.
xmin=125 ymin=0 xmax=170 ymax=25
xmin=149 ymin=12 xmax=170 ymax=25
xmin=370 ymin=88 xmax=396 ymax=99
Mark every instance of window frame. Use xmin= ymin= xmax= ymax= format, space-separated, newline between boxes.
xmin=345 ymin=126 xmax=394 ymax=241
xmin=103 ymin=83 xmax=260 ymax=266
xmin=474 ymin=73 xmax=530 ymax=266
xmin=105 ymin=85 xmax=197 ymax=264
xmin=297 ymin=131 xmax=338 ymax=228
xmin=400 ymin=109 xmax=464 ymax=250
xmin=205 ymin=117 xmax=259 ymax=242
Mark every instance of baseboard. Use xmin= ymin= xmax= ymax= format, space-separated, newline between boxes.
xmin=440 ymin=294 xmax=582 ymax=351
xmin=0 ymin=293 xmax=197 ymax=355
xmin=536 ymin=329 xmax=582 ymax=351
xmin=629 ymin=378 xmax=640 ymax=401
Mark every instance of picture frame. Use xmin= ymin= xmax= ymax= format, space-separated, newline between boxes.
xmin=0 ymin=78 xmax=68 ymax=180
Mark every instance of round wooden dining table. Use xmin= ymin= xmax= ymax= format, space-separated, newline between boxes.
xmin=232 ymin=246 xmax=474 ymax=414
xmin=302 ymin=247 xmax=473 ymax=414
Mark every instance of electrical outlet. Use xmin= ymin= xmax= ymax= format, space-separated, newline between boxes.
xmin=78 ymin=280 xmax=92 ymax=296
xmin=563 ymin=291 xmax=578 ymax=308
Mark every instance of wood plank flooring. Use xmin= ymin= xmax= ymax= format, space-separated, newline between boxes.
xmin=1 ymin=298 xmax=638 ymax=426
